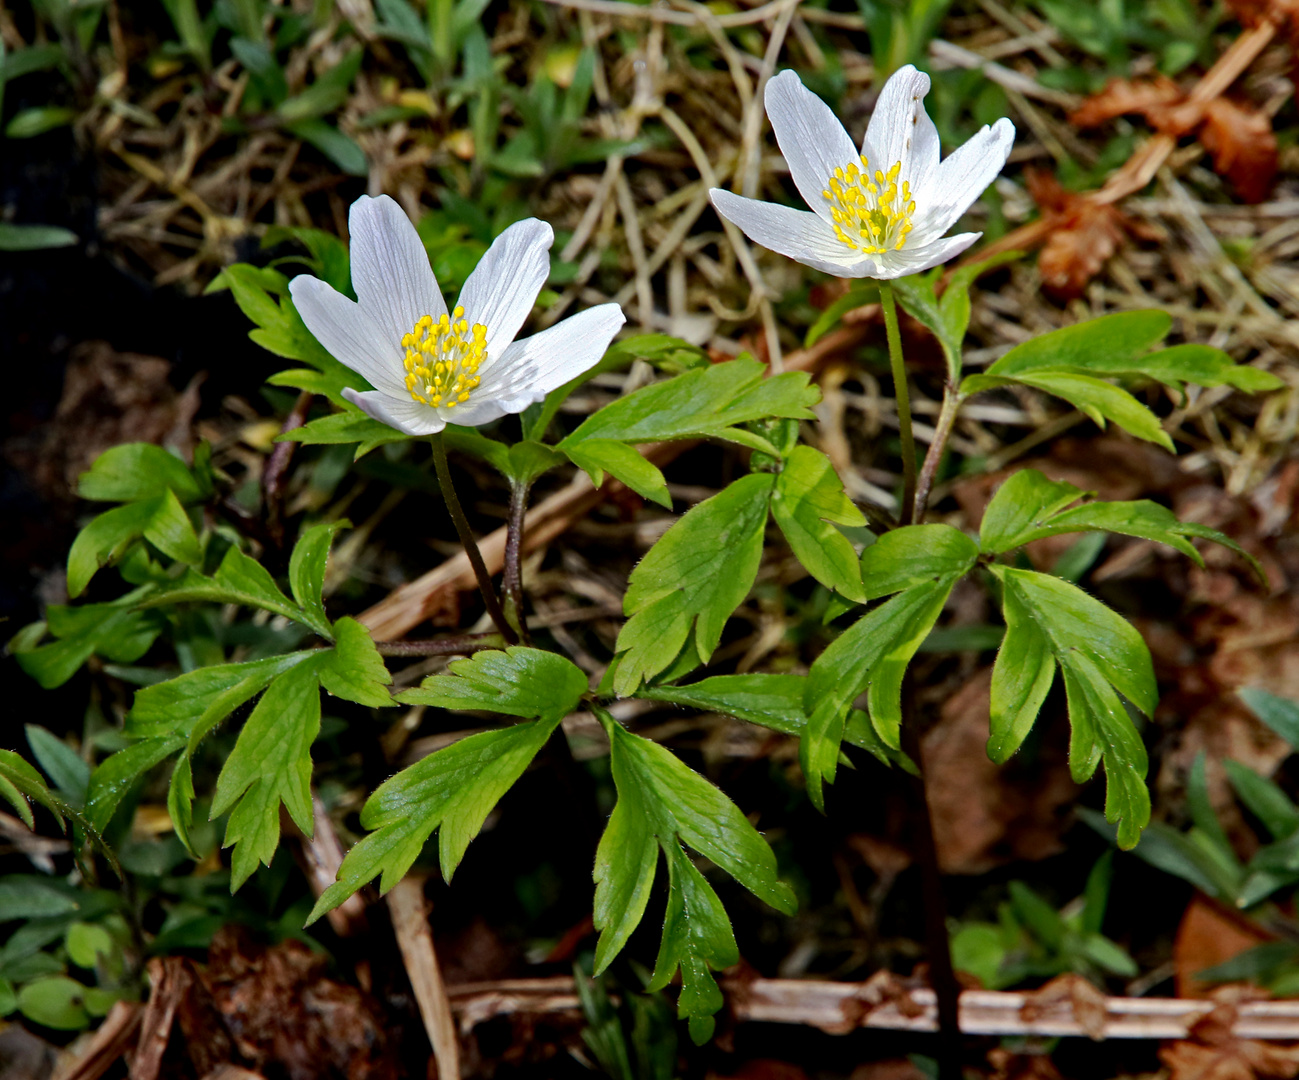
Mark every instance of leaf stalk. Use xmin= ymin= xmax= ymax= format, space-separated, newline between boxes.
xmin=430 ymin=432 xmax=519 ymax=645
xmin=878 ymin=282 xmax=918 ymax=525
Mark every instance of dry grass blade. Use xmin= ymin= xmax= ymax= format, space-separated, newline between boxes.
xmin=386 ymin=877 xmax=460 ymax=1080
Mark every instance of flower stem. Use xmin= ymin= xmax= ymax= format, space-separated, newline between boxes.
xmin=914 ymin=385 xmax=961 ymax=522
xmin=503 ymin=481 xmax=532 ymax=645
xmin=374 ymin=633 xmax=504 ymax=657
xmin=430 ymin=432 xmax=518 ymax=645
xmin=878 ymin=282 xmax=917 ymax=526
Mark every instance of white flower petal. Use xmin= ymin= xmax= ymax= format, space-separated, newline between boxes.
xmin=478 ymin=303 xmax=627 ymax=405
xmin=438 ymin=398 xmax=512 ymax=428
xmin=862 ymin=65 xmax=939 ymax=194
xmin=348 ymin=195 xmax=446 ymax=349
xmin=289 ymin=276 xmax=407 ymax=397
xmin=910 ymin=118 xmax=1015 ymax=245
xmin=456 ymin=218 xmax=554 ymax=365
xmin=711 ymin=189 xmax=871 ymax=277
xmin=877 ymin=232 xmax=982 ymax=278
xmin=343 ymin=388 xmax=446 ymax=436
xmin=764 ymin=69 xmax=860 ymax=222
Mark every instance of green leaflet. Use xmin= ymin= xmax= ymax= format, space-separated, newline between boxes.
xmin=592 ymin=716 xmax=795 ymax=1039
xmin=310 ymin=715 xmax=563 ymax=921
xmin=13 ymin=594 xmax=165 ymax=690
xmin=397 ymin=647 xmax=588 ymax=720
xmin=802 ymin=571 xmax=967 ymax=809
xmin=638 ymin=674 xmax=912 ymax=770
xmin=614 ymin=474 xmax=775 ymax=695
xmin=78 ymin=443 xmax=207 ymax=504
xmin=979 ymin=469 xmax=1265 ymax=582
xmin=143 ymin=543 xmax=329 ymax=638
xmin=1240 ymin=687 xmax=1299 ymax=751
xmin=0 ymin=750 xmax=69 ymax=831
xmin=212 ymin=657 xmax=325 ymax=890
xmin=859 ymin=524 xmax=979 ymax=600
xmin=67 ymin=489 xmax=201 ymax=598
xmin=279 ymin=409 xmax=408 ymax=459
xmin=959 ymin=312 xmax=1280 ymax=451
xmin=770 ymin=446 xmax=867 ymax=602
xmin=559 ymin=357 xmax=818 ymax=451
xmin=991 ymin=567 xmax=1154 ymax=848
xmin=319 ymin=617 xmax=394 ymax=708
xmin=288 ymin=521 xmax=345 ymax=631
xmin=562 ymin=440 xmax=670 ymax=508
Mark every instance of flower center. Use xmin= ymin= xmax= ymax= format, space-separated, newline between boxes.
xmin=402 ymin=306 xmax=487 ymax=409
xmin=822 ymin=156 xmax=916 ymax=255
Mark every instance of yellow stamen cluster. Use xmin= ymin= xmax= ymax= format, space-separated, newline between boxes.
xmin=402 ymin=306 xmax=487 ymax=409
xmin=823 ymin=157 xmax=916 ymax=255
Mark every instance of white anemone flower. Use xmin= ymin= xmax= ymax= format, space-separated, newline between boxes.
xmin=711 ymin=66 xmax=1014 ymax=280
xmin=289 ymin=195 xmax=626 ymax=436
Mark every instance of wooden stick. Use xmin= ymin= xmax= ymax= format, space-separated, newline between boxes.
xmin=443 ymin=974 xmax=1299 ymax=1042
xmin=386 ymin=877 xmax=460 ymax=1080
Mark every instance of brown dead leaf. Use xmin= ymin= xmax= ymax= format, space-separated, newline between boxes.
xmin=1019 ymin=974 xmax=1110 ymax=1041
xmin=1161 ymin=986 xmax=1299 ymax=1080
xmin=1175 ymin=895 xmax=1276 ymax=999
xmin=1025 ymin=169 xmax=1132 ymax=299
xmin=922 ymin=668 xmax=1078 ymax=873
xmin=1070 ymin=76 xmax=1186 ymax=129
xmin=849 ymin=1062 xmax=928 ymax=1080
xmin=1199 ymin=97 xmax=1279 ymax=203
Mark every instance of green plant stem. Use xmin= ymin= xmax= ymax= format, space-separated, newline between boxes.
xmin=878 ymin=282 xmax=917 ymax=525
xmin=430 ymin=433 xmax=518 ymax=645
xmin=504 ymin=481 xmax=533 ymax=646
xmin=914 ymin=386 xmax=961 ymax=522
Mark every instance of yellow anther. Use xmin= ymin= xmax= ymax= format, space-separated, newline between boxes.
xmin=821 ymin=154 xmax=916 ymax=256
xmin=401 ymin=310 xmax=489 ymax=409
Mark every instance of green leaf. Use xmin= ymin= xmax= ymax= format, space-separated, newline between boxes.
xmin=216 ymin=264 xmax=357 ymax=382
xmin=504 ymin=440 xmax=566 ymax=487
xmin=144 ymin=544 xmax=315 ymax=634
xmin=5 ymin=105 xmax=77 ymax=138
xmin=771 ymin=447 xmax=867 ymax=602
xmin=311 ymin=715 xmax=562 ymax=921
xmin=802 ymin=579 xmax=958 ymax=808
xmin=1076 ymin=343 xmax=1284 ymax=394
xmin=993 ymin=568 xmax=1153 ymax=847
xmin=0 ymin=222 xmax=78 ymax=250
xmin=982 ymin=311 xmax=1173 ymax=379
xmin=562 ymin=440 xmax=670 ymax=508
xmin=559 ymin=357 xmax=818 ymax=449
xmin=637 ymin=674 xmax=913 ymax=770
xmin=65 ymin=922 xmax=114 ymax=969
xmin=68 ymin=490 xmax=202 ymax=597
xmin=124 ymin=652 xmax=318 ymax=739
xmin=288 ymin=521 xmax=345 ymax=635
xmin=987 ymin=580 xmax=1056 ymax=765
xmin=1239 ymin=687 xmax=1299 ymax=751
xmin=285 ymin=119 xmax=368 ymax=176
xmin=25 ymin=726 xmax=89 ymax=804
xmin=980 ymin=469 xmax=1262 ymax=580
xmin=318 ymin=617 xmax=393 ymax=707
xmin=0 ymin=750 xmax=70 ymax=830
xmin=1010 ymin=371 xmax=1174 ymax=451
xmin=592 ymin=717 xmax=794 ymax=1037
xmin=614 ymin=475 xmax=774 ymax=695
xmin=17 ymin=976 xmax=90 ymax=1030
xmin=78 ymin=443 xmax=206 ymax=504
xmin=0 ymin=876 xmax=79 ymax=920
xmin=212 ymin=657 xmax=325 ymax=890
xmin=84 ymin=734 xmax=187 ymax=834
xmin=1224 ymin=759 xmax=1299 ymax=841
xmin=398 ymin=646 xmax=587 ymax=719
xmin=650 ymin=842 xmax=735 ymax=1044
xmin=279 ymin=409 xmax=407 ymax=459
xmin=277 ymin=48 xmax=363 ymax=121
xmin=859 ymin=524 xmax=979 ymax=600
xmin=13 ymin=596 xmax=165 ymax=689
xmin=804 ymin=282 xmax=878 ymax=349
